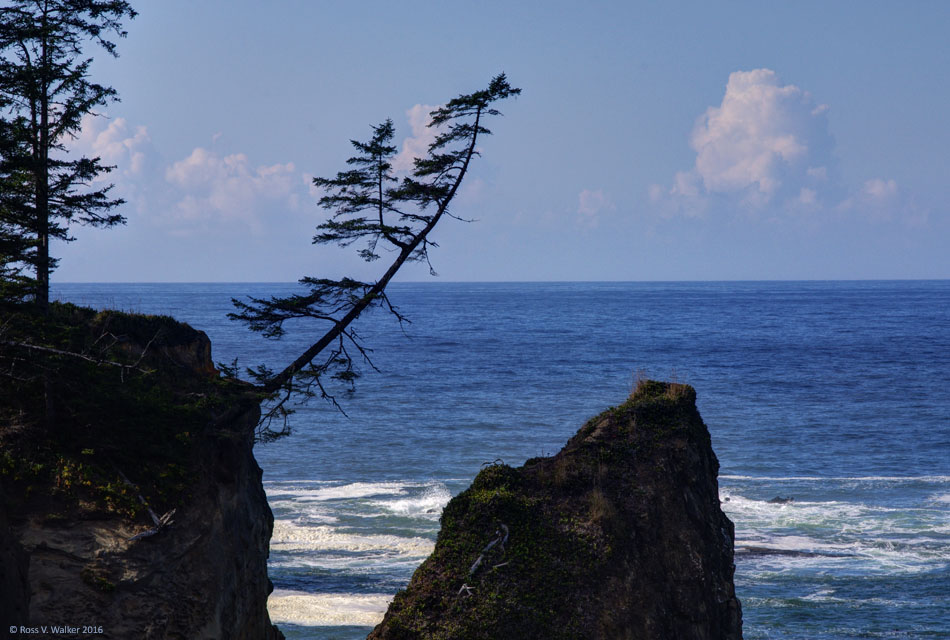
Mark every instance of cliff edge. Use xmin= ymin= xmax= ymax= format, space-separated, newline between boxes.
xmin=0 ymin=304 xmax=283 ymax=639
xmin=369 ymin=381 xmax=742 ymax=640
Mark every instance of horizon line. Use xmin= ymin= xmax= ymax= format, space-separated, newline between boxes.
xmin=51 ymin=278 xmax=950 ymax=285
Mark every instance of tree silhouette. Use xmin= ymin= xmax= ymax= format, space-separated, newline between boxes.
xmin=0 ymin=0 xmax=136 ymax=312
xmin=230 ymin=74 xmax=520 ymax=439
xmin=0 ymin=106 xmax=35 ymax=305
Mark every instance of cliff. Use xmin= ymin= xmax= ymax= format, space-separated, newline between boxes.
xmin=0 ymin=304 xmax=283 ymax=639
xmin=369 ymin=381 xmax=742 ymax=639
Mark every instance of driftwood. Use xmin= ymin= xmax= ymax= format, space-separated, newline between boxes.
xmin=457 ymin=524 xmax=510 ymax=598
xmin=468 ymin=523 xmax=509 ymax=576
xmin=116 ymin=468 xmax=177 ymax=542
xmin=128 ymin=509 xmax=176 ymax=542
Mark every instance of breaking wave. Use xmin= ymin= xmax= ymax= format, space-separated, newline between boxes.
xmin=267 ymin=590 xmax=390 ymax=626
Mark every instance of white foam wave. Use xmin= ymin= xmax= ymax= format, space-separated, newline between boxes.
xmin=723 ymin=492 xmax=949 ymax=531
xmin=735 ymin=534 xmax=857 ymax=555
xmin=371 ymin=484 xmax=452 ymax=519
xmin=756 ymin=591 xmax=926 ymax=608
xmin=721 ymin=492 xmax=873 ymax=525
xmin=801 ymin=588 xmax=836 ymax=602
xmin=721 ymin=475 xmax=950 ymax=482
xmin=271 ymin=520 xmax=434 ymax=557
xmin=269 ymin=555 xmax=426 ymax=572
xmin=267 ymin=590 xmax=390 ymax=626
xmin=800 ymin=590 xmax=931 ymax=607
xmin=266 ymin=481 xmax=412 ymax=502
xmin=267 ymin=499 xmax=339 ymax=524
xmin=724 ymin=490 xmax=950 ymax=574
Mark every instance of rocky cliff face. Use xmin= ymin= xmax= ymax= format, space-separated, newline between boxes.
xmin=0 ymin=307 xmax=283 ymax=639
xmin=369 ymin=381 xmax=742 ymax=640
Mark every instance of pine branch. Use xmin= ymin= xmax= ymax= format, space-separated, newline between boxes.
xmin=230 ymin=75 xmax=520 ymax=425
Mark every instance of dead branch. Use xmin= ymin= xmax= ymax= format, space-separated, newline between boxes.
xmin=468 ymin=523 xmax=509 ymax=576
xmin=0 ymin=330 xmax=158 ymax=380
xmin=115 ymin=468 xmax=177 ymax=542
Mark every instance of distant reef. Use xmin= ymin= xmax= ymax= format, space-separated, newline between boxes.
xmin=0 ymin=304 xmax=283 ymax=639
xmin=369 ymin=381 xmax=742 ymax=639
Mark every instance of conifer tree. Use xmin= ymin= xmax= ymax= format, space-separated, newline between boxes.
xmin=0 ymin=109 xmax=35 ymax=305
xmin=0 ymin=0 xmax=136 ymax=311
xmin=230 ymin=75 xmax=519 ymax=439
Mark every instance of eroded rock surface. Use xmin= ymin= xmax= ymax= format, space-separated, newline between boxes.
xmin=370 ymin=381 xmax=742 ymax=640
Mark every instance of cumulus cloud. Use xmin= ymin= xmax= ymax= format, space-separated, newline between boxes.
xmin=164 ymin=148 xmax=298 ymax=231
xmin=66 ymin=114 xmax=158 ymax=216
xmin=67 ymin=113 xmax=312 ymax=235
xmin=651 ymin=68 xmax=921 ymax=226
xmin=692 ymin=69 xmax=830 ymax=199
xmin=393 ymin=103 xmax=441 ymax=172
xmin=71 ymin=114 xmax=153 ymax=179
xmin=652 ymin=68 xmax=836 ymax=214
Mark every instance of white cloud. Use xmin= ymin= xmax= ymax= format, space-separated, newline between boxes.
xmin=692 ymin=69 xmax=832 ymax=202
xmin=71 ymin=114 xmax=153 ymax=179
xmin=651 ymin=68 xmax=926 ymax=227
xmin=649 ymin=172 xmax=707 ymax=218
xmin=838 ymin=178 xmax=905 ymax=222
xmin=393 ymin=103 xmax=441 ymax=172
xmin=67 ymin=115 xmax=158 ymax=217
xmin=653 ymin=68 xmax=835 ymax=215
xmin=164 ymin=148 xmax=298 ymax=231
xmin=863 ymin=177 xmax=898 ymax=201
xmin=67 ymin=113 xmax=313 ymax=237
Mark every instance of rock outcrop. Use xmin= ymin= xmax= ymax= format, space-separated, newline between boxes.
xmin=369 ymin=381 xmax=742 ymax=640
xmin=0 ymin=306 xmax=283 ymax=639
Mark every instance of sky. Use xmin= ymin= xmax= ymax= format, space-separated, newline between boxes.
xmin=48 ymin=1 xmax=950 ymax=282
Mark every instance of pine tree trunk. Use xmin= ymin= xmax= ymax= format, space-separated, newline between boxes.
xmin=36 ymin=13 xmax=50 ymax=313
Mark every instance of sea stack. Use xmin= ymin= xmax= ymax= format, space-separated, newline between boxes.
xmin=369 ymin=380 xmax=742 ymax=639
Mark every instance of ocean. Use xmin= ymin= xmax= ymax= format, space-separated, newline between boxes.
xmin=52 ymin=281 xmax=950 ymax=639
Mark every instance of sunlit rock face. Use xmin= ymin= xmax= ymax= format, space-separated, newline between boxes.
xmin=369 ymin=381 xmax=742 ymax=640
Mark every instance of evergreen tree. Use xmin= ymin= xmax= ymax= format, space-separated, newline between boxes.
xmin=230 ymin=74 xmax=520 ymax=439
xmin=0 ymin=0 xmax=136 ymax=311
xmin=0 ymin=110 xmax=35 ymax=305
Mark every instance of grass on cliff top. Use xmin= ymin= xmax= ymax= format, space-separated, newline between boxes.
xmin=0 ymin=301 xmax=254 ymax=520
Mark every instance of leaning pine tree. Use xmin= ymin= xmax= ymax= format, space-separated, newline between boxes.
xmin=230 ymin=74 xmax=519 ymax=440
xmin=0 ymin=0 xmax=136 ymax=311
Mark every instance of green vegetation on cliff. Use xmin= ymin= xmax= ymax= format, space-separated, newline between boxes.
xmin=0 ymin=302 xmax=256 ymax=520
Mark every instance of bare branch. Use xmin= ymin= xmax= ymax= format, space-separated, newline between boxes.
xmin=0 ymin=337 xmax=154 ymax=377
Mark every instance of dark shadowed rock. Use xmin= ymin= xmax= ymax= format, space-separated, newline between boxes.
xmin=0 ymin=307 xmax=282 ymax=639
xmin=369 ymin=381 xmax=742 ymax=640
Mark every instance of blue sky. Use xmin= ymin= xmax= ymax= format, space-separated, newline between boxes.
xmin=55 ymin=1 xmax=950 ymax=281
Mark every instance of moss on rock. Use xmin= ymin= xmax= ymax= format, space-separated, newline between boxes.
xmin=369 ymin=381 xmax=742 ymax=640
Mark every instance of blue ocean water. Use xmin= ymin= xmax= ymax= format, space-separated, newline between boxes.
xmin=53 ymin=281 xmax=950 ymax=639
